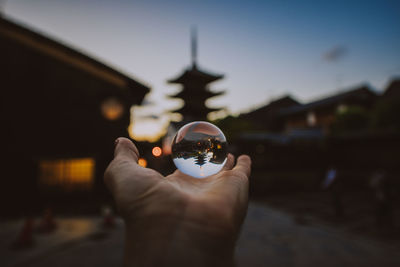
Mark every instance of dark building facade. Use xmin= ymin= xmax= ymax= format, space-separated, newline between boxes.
xmin=236 ymin=83 xmax=399 ymax=186
xmin=0 ymin=17 xmax=149 ymax=214
xmin=239 ymin=95 xmax=300 ymax=132
xmin=382 ymin=79 xmax=400 ymax=99
xmin=279 ymin=86 xmax=377 ymax=134
xmin=240 ymin=86 xmax=378 ymax=135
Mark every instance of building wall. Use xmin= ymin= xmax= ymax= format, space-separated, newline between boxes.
xmin=0 ymin=24 xmax=145 ymax=214
xmin=285 ymin=102 xmax=372 ymax=134
xmin=285 ymin=107 xmax=341 ymax=133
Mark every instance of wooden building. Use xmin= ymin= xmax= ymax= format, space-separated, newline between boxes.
xmin=279 ymin=86 xmax=377 ymax=134
xmin=382 ymin=79 xmax=400 ymax=99
xmin=0 ymin=17 xmax=149 ymax=214
xmin=239 ymin=95 xmax=300 ymax=132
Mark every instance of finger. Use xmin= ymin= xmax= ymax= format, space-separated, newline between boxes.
xmin=222 ymin=153 xmax=235 ymax=171
xmin=114 ymin=137 xmax=139 ymax=162
xmin=212 ymin=155 xmax=251 ymax=224
xmin=232 ymin=155 xmax=252 ymax=178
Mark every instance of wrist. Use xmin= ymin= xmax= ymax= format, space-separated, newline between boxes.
xmin=124 ymin=216 xmax=236 ymax=267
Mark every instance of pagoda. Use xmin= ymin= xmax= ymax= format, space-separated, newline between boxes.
xmin=167 ymin=28 xmax=225 ymax=123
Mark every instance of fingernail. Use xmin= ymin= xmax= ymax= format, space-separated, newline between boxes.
xmin=114 ymin=138 xmax=120 ymax=146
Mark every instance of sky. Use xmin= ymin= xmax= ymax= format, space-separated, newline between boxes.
xmin=3 ymin=0 xmax=400 ymax=141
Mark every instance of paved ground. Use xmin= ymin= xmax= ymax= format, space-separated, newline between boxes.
xmin=1 ymin=202 xmax=400 ymax=267
xmin=236 ymin=202 xmax=400 ymax=267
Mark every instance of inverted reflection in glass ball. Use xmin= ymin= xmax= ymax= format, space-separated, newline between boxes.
xmin=172 ymin=121 xmax=228 ymax=178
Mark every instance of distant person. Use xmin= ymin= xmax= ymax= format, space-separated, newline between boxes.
xmin=369 ymin=170 xmax=394 ymax=228
xmin=322 ymin=167 xmax=337 ymax=189
xmin=104 ymin=138 xmax=251 ymax=267
xmin=322 ymin=165 xmax=344 ymax=218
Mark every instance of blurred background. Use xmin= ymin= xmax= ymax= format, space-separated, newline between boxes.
xmin=1 ymin=0 xmax=399 ymax=266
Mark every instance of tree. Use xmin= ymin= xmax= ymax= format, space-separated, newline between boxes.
xmin=371 ymin=97 xmax=400 ymax=131
xmin=213 ymin=115 xmax=253 ymax=140
xmin=331 ymin=106 xmax=370 ymax=134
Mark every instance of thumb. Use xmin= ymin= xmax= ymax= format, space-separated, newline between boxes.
xmin=114 ymin=137 xmax=139 ymax=162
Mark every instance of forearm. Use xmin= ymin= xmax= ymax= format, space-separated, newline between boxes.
xmin=124 ymin=217 xmax=236 ymax=267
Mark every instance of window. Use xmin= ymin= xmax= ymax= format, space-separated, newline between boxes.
xmin=307 ymin=111 xmax=317 ymax=127
xmin=337 ymin=104 xmax=348 ymax=113
xmin=39 ymin=158 xmax=95 ymax=191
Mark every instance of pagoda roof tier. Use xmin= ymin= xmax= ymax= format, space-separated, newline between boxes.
xmin=168 ymin=89 xmax=225 ymax=99
xmin=171 ymin=104 xmax=223 ymax=116
xmin=168 ymin=66 xmax=223 ymax=85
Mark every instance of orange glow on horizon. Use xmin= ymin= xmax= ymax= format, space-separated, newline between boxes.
xmin=152 ymin=146 xmax=162 ymax=157
xmin=128 ymin=118 xmax=168 ymax=142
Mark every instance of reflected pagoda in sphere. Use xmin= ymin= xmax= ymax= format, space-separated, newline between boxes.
xmin=172 ymin=121 xmax=228 ymax=178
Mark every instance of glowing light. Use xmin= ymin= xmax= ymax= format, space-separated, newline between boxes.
xmin=39 ymin=158 xmax=95 ymax=191
xmin=307 ymin=111 xmax=317 ymax=126
xmin=129 ymin=106 xmax=169 ymax=143
xmin=162 ymin=136 xmax=172 ymax=155
xmin=138 ymin=158 xmax=147 ymax=167
xmin=337 ymin=104 xmax=348 ymax=113
xmin=152 ymin=146 xmax=162 ymax=157
xmin=101 ymin=97 xmax=124 ymax=120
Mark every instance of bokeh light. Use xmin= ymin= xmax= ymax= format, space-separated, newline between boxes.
xmin=152 ymin=146 xmax=162 ymax=157
xmin=138 ymin=158 xmax=147 ymax=167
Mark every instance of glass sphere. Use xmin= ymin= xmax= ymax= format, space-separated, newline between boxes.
xmin=172 ymin=121 xmax=228 ymax=178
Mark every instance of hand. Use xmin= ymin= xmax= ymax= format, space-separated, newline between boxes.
xmin=104 ymin=137 xmax=251 ymax=267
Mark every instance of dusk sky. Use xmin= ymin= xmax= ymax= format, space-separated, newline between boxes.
xmin=3 ymin=0 xmax=400 ymax=141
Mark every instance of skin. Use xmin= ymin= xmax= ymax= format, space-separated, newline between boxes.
xmin=104 ymin=137 xmax=252 ymax=267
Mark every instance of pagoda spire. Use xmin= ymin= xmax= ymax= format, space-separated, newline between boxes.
xmin=191 ymin=26 xmax=197 ymax=69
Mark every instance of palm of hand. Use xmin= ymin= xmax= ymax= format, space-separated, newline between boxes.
xmin=105 ymin=138 xmax=251 ymax=236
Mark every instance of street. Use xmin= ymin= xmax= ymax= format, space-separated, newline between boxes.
xmin=1 ymin=202 xmax=399 ymax=267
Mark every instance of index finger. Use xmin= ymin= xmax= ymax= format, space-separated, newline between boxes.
xmin=114 ymin=137 xmax=140 ymax=163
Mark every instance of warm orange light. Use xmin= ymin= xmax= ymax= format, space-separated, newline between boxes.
xmin=162 ymin=136 xmax=172 ymax=155
xmin=39 ymin=158 xmax=95 ymax=191
xmin=101 ymin=97 xmax=124 ymax=120
xmin=138 ymin=158 xmax=147 ymax=168
xmin=152 ymin=146 xmax=162 ymax=157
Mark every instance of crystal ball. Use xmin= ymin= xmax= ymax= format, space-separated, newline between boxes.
xmin=172 ymin=121 xmax=228 ymax=178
